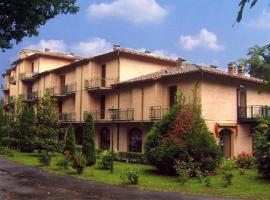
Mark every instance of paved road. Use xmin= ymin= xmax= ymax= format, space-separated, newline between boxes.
xmin=0 ymin=156 xmax=242 ymax=200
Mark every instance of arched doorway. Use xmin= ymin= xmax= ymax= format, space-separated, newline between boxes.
xmin=100 ymin=127 xmax=110 ymax=150
xmin=128 ymin=128 xmax=142 ymax=152
xmin=219 ymin=129 xmax=232 ymax=158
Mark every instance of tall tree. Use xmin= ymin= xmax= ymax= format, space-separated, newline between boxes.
xmin=0 ymin=0 xmax=79 ymax=50
xmin=18 ymin=104 xmax=36 ymax=152
xmin=64 ymin=124 xmax=76 ymax=158
xmin=82 ymin=113 xmax=96 ymax=166
xmin=36 ymin=92 xmax=59 ymax=153
xmin=237 ymin=0 xmax=261 ymax=22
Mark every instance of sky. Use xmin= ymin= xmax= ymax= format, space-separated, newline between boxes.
xmin=1 ymin=0 xmax=270 ymax=73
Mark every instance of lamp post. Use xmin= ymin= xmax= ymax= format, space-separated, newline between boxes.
xmin=109 ymin=106 xmax=117 ymax=173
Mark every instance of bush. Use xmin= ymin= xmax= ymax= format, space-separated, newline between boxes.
xmin=174 ymin=160 xmax=191 ymax=185
xmin=39 ymin=152 xmax=51 ymax=166
xmin=204 ymin=176 xmax=211 ymax=187
xmin=55 ymin=141 xmax=65 ymax=153
xmin=120 ymin=167 xmax=142 ymax=184
xmin=222 ymin=172 xmax=234 ymax=187
xmin=221 ymin=159 xmax=236 ymax=171
xmin=56 ymin=159 xmax=69 ymax=170
xmin=235 ymin=151 xmax=253 ymax=169
xmin=144 ymin=90 xmax=221 ymax=174
xmin=73 ymin=153 xmax=86 ymax=174
xmin=0 ymin=147 xmax=14 ymax=157
xmin=97 ymin=150 xmax=118 ymax=170
xmin=253 ymin=118 xmax=270 ymax=178
xmin=118 ymin=152 xmax=146 ymax=164
xmin=64 ymin=125 xmax=76 ymax=159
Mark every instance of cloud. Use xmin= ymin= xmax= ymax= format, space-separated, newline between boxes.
xmin=71 ymin=38 xmax=112 ymax=56
xmin=25 ymin=39 xmax=67 ymax=52
xmin=179 ymin=28 xmax=223 ymax=51
xmin=152 ymin=49 xmax=178 ymax=59
xmin=245 ymin=10 xmax=270 ymax=29
xmin=87 ymin=0 xmax=168 ymax=24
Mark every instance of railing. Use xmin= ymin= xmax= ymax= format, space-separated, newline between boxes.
xmin=19 ymin=72 xmax=39 ymax=81
xmin=9 ymin=76 xmax=16 ymax=84
xmin=85 ymin=78 xmax=118 ymax=89
xmin=61 ymin=83 xmax=76 ymax=95
xmin=19 ymin=91 xmax=38 ymax=101
xmin=84 ymin=108 xmax=134 ymax=121
xmin=45 ymin=87 xmax=55 ymax=95
xmin=59 ymin=112 xmax=76 ymax=122
xmin=238 ymin=106 xmax=270 ymax=121
xmin=149 ymin=106 xmax=168 ymax=120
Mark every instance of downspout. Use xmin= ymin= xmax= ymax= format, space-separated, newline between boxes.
xmin=79 ymin=64 xmax=84 ymax=123
xmin=117 ymin=50 xmax=120 ymax=150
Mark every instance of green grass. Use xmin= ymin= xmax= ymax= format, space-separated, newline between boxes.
xmin=4 ymin=151 xmax=270 ymax=199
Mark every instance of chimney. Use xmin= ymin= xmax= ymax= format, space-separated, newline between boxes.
xmin=237 ymin=63 xmax=245 ymax=76
xmin=145 ymin=50 xmax=151 ymax=54
xmin=113 ymin=44 xmax=120 ymax=51
xmin=176 ymin=57 xmax=186 ymax=67
xmin=227 ymin=62 xmax=237 ymax=75
xmin=209 ymin=65 xmax=218 ymax=69
xmin=44 ymin=48 xmax=50 ymax=52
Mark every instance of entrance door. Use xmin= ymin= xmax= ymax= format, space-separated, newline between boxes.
xmin=101 ymin=64 xmax=106 ymax=87
xmin=219 ymin=129 xmax=232 ymax=158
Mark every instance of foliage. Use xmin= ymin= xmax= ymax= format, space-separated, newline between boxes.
xmin=144 ymin=89 xmax=221 ymax=174
xmin=204 ymin=176 xmax=211 ymax=187
xmin=222 ymin=172 xmax=234 ymax=187
xmin=73 ymin=152 xmax=86 ymax=174
xmin=82 ymin=113 xmax=96 ymax=166
xmin=56 ymin=158 xmax=69 ymax=170
xmin=120 ymin=167 xmax=142 ymax=185
xmin=55 ymin=140 xmax=65 ymax=153
xmin=36 ymin=92 xmax=59 ymax=153
xmin=235 ymin=151 xmax=253 ymax=169
xmin=239 ymin=168 xmax=246 ymax=175
xmin=174 ymin=160 xmax=191 ymax=185
xmin=97 ymin=150 xmax=118 ymax=170
xmin=0 ymin=0 xmax=79 ymax=50
xmin=221 ymin=159 xmax=236 ymax=171
xmin=0 ymin=147 xmax=14 ymax=157
xmin=237 ymin=0 xmax=261 ymax=22
xmin=17 ymin=104 xmax=36 ymax=152
xmin=39 ymin=151 xmax=51 ymax=166
xmin=0 ymin=102 xmax=12 ymax=147
xmin=118 ymin=152 xmax=146 ymax=163
xmin=253 ymin=117 xmax=270 ymax=178
xmin=64 ymin=125 xmax=76 ymax=159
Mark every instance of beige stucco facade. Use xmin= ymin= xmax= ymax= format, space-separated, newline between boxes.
xmin=2 ymin=48 xmax=270 ymax=157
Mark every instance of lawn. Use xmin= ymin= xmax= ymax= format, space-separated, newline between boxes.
xmin=4 ymin=150 xmax=270 ymax=200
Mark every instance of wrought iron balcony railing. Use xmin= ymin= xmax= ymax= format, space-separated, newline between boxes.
xmin=84 ymin=108 xmax=134 ymax=121
xmin=85 ymin=77 xmax=118 ymax=90
xmin=238 ymin=105 xmax=270 ymax=122
xmin=61 ymin=83 xmax=76 ymax=95
xmin=9 ymin=76 xmax=16 ymax=85
xmin=19 ymin=91 xmax=38 ymax=102
xmin=19 ymin=72 xmax=39 ymax=82
xmin=59 ymin=112 xmax=76 ymax=122
xmin=149 ymin=106 xmax=168 ymax=120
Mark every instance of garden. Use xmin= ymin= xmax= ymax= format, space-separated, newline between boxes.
xmin=0 ymin=90 xmax=270 ymax=199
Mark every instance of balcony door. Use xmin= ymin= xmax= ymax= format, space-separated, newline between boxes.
xmin=169 ymin=86 xmax=177 ymax=107
xmin=101 ymin=64 xmax=106 ymax=87
xmin=100 ymin=95 xmax=105 ymax=119
xmin=237 ymin=86 xmax=247 ymax=118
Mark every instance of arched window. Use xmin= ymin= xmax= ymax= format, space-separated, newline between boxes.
xmin=128 ymin=128 xmax=142 ymax=152
xmin=100 ymin=127 xmax=110 ymax=149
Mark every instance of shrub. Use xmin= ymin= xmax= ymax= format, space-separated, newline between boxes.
xmin=174 ymin=160 xmax=190 ymax=185
xmin=56 ymin=159 xmax=69 ymax=170
xmin=120 ymin=167 xmax=142 ymax=184
xmin=55 ymin=141 xmax=65 ymax=153
xmin=97 ymin=150 xmax=118 ymax=170
xmin=235 ymin=151 xmax=253 ymax=169
xmin=64 ymin=125 xmax=76 ymax=159
xmin=204 ymin=176 xmax=211 ymax=187
xmin=0 ymin=147 xmax=14 ymax=157
xmin=118 ymin=152 xmax=146 ymax=164
xmin=82 ymin=113 xmax=96 ymax=166
xmin=253 ymin=118 xmax=270 ymax=178
xmin=221 ymin=159 xmax=236 ymax=171
xmin=39 ymin=152 xmax=51 ymax=166
xmin=73 ymin=153 xmax=86 ymax=174
xmin=222 ymin=172 xmax=234 ymax=187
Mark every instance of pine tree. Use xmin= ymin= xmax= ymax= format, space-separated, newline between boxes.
xmin=82 ymin=113 xmax=96 ymax=166
xmin=18 ymin=104 xmax=36 ymax=152
xmin=64 ymin=124 xmax=76 ymax=158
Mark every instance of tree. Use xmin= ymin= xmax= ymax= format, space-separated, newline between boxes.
xmin=82 ymin=113 xmax=96 ymax=166
xmin=64 ymin=124 xmax=76 ymax=158
xmin=36 ymin=92 xmax=59 ymax=153
xmin=237 ymin=0 xmax=262 ymax=22
xmin=18 ymin=104 xmax=36 ymax=152
xmin=0 ymin=101 xmax=10 ymax=147
xmin=0 ymin=0 xmax=79 ymax=50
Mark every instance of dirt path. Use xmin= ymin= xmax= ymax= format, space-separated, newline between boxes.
xmin=0 ymin=156 xmax=242 ymax=200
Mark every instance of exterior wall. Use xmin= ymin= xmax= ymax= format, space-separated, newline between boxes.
xmin=38 ymin=57 xmax=71 ymax=73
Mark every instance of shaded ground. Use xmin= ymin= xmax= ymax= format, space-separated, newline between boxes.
xmin=0 ymin=156 xmax=241 ymax=200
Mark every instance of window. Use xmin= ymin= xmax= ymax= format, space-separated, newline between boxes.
xmin=100 ymin=95 xmax=106 ymax=119
xmin=101 ymin=64 xmax=106 ymax=87
xmin=237 ymin=86 xmax=247 ymax=118
xmin=100 ymin=127 xmax=110 ymax=149
xmin=128 ymin=128 xmax=142 ymax=152
xmin=169 ymin=86 xmax=177 ymax=107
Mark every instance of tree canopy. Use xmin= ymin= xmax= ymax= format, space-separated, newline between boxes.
xmin=0 ymin=0 xmax=79 ymax=50
xmin=237 ymin=0 xmax=260 ymax=22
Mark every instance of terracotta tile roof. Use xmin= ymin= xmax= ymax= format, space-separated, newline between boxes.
xmin=113 ymin=63 xmax=264 ymax=86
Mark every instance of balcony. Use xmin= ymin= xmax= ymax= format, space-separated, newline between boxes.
xmin=4 ymin=96 xmax=15 ymax=107
xmin=19 ymin=91 xmax=38 ymax=103
xmin=52 ymin=83 xmax=76 ymax=98
xmin=84 ymin=108 xmax=134 ymax=122
xmin=59 ymin=112 xmax=76 ymax=122
xmin=19 ymin=72 xmax=39 ymax=83
xmin=9 ymin=76 xmax=16 ymax=85
xmin=85 ymin=77 xmax=118 ymax=92
xmin=1 ymin=84 xmax=10 ymax=92
xmin=149 ymin=106 xmax=168 ymax=120
xmin=238 ymin=105 xmax=270 ymax=123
